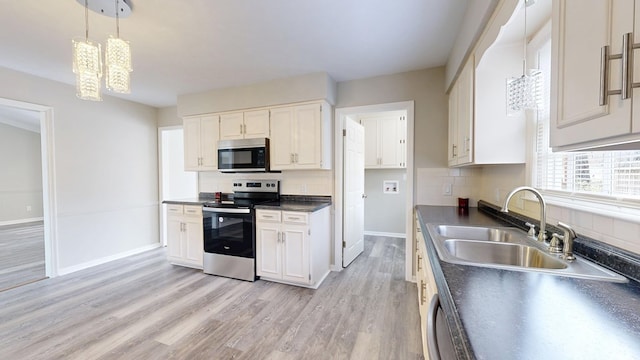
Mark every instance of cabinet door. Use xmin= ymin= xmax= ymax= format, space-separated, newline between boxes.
xmin=281 ymin=225 xmax=310 ymax=284
xmin=379 ymin=116 xmax=402 ymax=168
xmin=456 ymin=59 xmax=473 ymax=165
xmin=166 ymin=215 xmax=183 ymax=260
xmin=551 ymin=0 xmax=633 ymax=149
xmin=243 ymin=109 xmax=270 ymax=139
xmin=183 ymin=118 xmax=202 ymax=171
xmin=256 ymin=223 xmax=282 ymax=278
xmin=362 ymin=117 xmax=379 ymax=168
xmin=183 ymin=216 xmax=203 ymax=267
xmin=199 ymin=115 xmax=219 ymax=170
xmin=448 ymin=82 xmax=459 ymax=166
xmin=219 ymin=112 xmax=245 ymax=140
xmin=270 ymin=107 xmax=295 ymax=170
xmin=294 ymin=104 xmax=322 ymax=168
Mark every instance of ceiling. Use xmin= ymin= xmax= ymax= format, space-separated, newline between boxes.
xmin=0 ymin=0 xmax=470 ymax=108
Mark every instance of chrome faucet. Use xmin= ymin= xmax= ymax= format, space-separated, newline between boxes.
xmin=557 ymin=222 xmax=577 ymax=261
xmin=501 ymin=186 xmax=547 ymax=243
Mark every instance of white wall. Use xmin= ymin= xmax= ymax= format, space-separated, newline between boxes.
xmin=445 ymin=0 xmax=499 ymax=90
xmin=364 ymin=169 xmax=406 ymax=235
xmin=177 ymin=72 xmax=337 ymax=117
xmin=337 ymin=68 xmax=448 ymax=172
xmin=0 ymin=122 xmax=43 ymax=223
xmin=158 ymin=106 xmax=180 ymax=127
xmin=0 ymin=66 xmax=160 ymax=273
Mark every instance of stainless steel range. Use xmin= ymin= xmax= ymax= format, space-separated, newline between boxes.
xmin=202 ymin=180 xmax=279 ymax=281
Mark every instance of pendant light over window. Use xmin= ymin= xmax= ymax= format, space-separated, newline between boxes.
xmin=506 ymin=0 xmax=542 ymax=114
xmin=73 ymin=0 xmax=132 ymax=101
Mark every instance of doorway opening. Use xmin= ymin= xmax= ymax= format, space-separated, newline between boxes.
xmin=158 ymin=126 xmax=197 ymax=246
xmin=334 ymin=101 xmax=415 ymax=280
xmin=0 ymin=98 xmax=57 ymax=291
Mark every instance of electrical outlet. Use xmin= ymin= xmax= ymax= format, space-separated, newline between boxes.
xmin=26 ymin=205 xmax=32 ymax=212
xmin=443 ymin=183 xmax=452 ymax=196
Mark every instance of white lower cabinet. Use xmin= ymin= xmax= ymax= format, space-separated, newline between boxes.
xmin=166 ymin=204 xmax=203 ymax=269
xmin=256 ymin=207 xmax=330 ymax=288
xmin=415 ymin=215 xmax=437 ymax=359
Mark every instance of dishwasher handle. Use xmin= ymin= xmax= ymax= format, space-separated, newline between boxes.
xmin=427 ymin=294 xmax=442 ymax=360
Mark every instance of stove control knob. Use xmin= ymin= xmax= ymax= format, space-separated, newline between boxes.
xmin=266 ymin=183 xmax=271 ymax=187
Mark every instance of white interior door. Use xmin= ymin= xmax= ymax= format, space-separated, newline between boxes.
xmin=343 ymin=117 xmax=365 ymax=267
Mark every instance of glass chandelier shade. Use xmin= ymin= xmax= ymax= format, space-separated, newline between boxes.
xmin=73 ymin=0 xmax=132 ymax=100
xmin=105 ymin=36 xmax=132 ymax=93
xmin=72 ymin=38 xmax=103 ymax=101
xmin=506 ymin=69 xmax=543 ymax=114
xmin=505 ymin=0 xmax=542 ymax=115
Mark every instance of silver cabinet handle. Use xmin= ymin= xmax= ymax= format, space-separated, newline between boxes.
xmin=282 ymin=233 xmax=286 ymax=243
xmin=452 ymin=144 xmax=457 ymax=157
xmin=600 ymin=44 xmax=609 ymax=106
xmin=277 ymin=232 xmax=281 ymax=243
xmin=600 ymin=32 xmax=633 ymax=106
xmin=622 ymin=32 xmax=632 ymax=100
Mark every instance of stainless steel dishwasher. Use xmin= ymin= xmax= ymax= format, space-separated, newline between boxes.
xmin=427 ymin=294 xmax=456 ymax=360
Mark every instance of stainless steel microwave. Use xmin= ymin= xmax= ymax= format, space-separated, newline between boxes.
xmin=217 ymin=138 xmax=270 ymax=172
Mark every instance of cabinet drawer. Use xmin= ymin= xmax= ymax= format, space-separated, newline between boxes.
xmin=183 ymin=205 xmax=202 ymax=216
xmin=166 ymin=204 xmax=184 ymax=214
xmin=257 ymin=210 xmax=282 ymax=222
xmin=283 ymin=211 xmax=308 ymax=224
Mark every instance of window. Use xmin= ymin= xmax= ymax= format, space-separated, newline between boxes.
xmin=533 ymin=38 xmax=640 ymax=202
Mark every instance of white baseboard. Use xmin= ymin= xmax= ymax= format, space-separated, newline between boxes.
xmin=57 ymin=242 xmax=162 ymax=276
xmin=0 ymin=217 xmax=44 ymax=227
xmin=364 ymin=231 xmax=406 ymax=238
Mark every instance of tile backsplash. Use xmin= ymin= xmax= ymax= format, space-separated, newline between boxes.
xmin=416 ymin=164 xmax=640 ymax=256
xmin=198 ymin=170 xmax=333 ymax=196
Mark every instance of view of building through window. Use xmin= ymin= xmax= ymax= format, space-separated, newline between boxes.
xmin=534 ymin=38 xmax=640 ymax=201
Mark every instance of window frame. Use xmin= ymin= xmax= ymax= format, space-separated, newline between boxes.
xmin=525 ymin=21 xmax=640 ymax=220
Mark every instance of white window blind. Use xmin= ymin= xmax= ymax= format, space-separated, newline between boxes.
xmin=534 ymin=39 xmax=640 ymax=201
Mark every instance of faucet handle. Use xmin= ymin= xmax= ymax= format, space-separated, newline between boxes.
xmin=557 ymin=222 xmax=577 ymax=261
xmin=549 ymin=233 xmax=564 ymax=254
xmin=525 ymin=222 xmax=536 ymax=237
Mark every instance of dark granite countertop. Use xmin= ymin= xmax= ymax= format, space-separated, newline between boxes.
xmin=416 ymin=204 xmax=640 ymax=360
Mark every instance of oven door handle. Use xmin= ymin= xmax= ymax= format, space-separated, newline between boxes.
xmin=202 ymin=207 xmax=251 ymax=214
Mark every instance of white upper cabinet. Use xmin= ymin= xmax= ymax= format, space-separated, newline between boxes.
xmin=270 ymin=101 xmax=332 ymax=170
xmin=448 ymin=57 xmax=474 ymax=166
xmin=220 ymin=110 xmax=270 ymax=140
xmin=183 ymin=115 xmax=219 ymax=171
xmin=361 ymin=112 xmax=406 ymax=169
xmin=551 ymin=0 xmax=640 ymax=150
xmin=447 ymin=0 xmax=527 ymax=167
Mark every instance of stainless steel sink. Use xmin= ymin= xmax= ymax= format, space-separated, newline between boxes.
xmin=443 ymin=240 xmax=567 ymax=269
xmin=435 ymin=225 xmax=517 ymax=242
xmin=427 ymin=224 xmax=627 ymax=283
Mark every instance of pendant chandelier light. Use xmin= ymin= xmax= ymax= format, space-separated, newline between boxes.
xmin=105 ymin=0 xmax=132 ymax=93
xmin=72 ymin=0 xmax=103 ymax=101
xmin=506 ymin=0 xmax=542 ymax=114
xmin=73 ymin=0 xmax=132 ymax=101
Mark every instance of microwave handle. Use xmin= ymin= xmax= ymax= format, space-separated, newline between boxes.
xmin=427 ymin=294 xmax=441 ymax=360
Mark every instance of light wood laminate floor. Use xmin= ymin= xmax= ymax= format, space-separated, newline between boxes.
xmin=0 ymin=221 xmax=46 ymax=291
xmin=0 ymin=235 xmax=423 ymax=359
